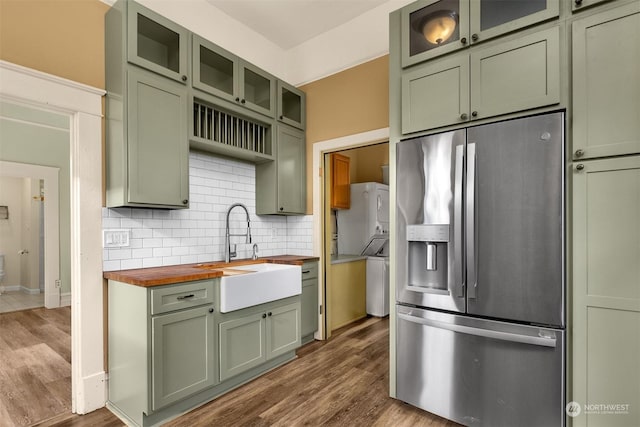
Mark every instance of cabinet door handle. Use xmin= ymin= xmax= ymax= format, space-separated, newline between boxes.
xmin=182 ymin=199 xmax=189 ymax=205
xmin=279 ymin=207 xmax=284 ymax=211
xmin=461 ymin=37 xmax=467 ymax=45
xmin=302 ymin=270 xmax=311 ymax=274
xmin=268 ymin=312 xmax=272 ymax=316
xmin=262 ymin=313 xmax=267 ymax=318
xmin=575 ymin=149 xmax=584 ymax=158
xmin=209 ymin=308 xmax=214 ymax=313
xmin=177 ymin=294 xmax=195 ymax=300
xmin=241 ymin=99 xmax=246 ymax=104
xmin=235 ymin=97 xmax=240 ymax=102
xmin=460 ymin=113 xmax=468 ymax=120
xmin=471 ymin=33 xmax=479 ymax=42
xmin=280 ymin=115 xmax=284 ymax=120
xmin=576 ymin=164 xmax=585 ymax=171
xmin=181 ymin=75 xmax=187 ymax=82
xmin=575 ymin=0 xmax=583 ymax=5
xmin=471 ymin=111 xmax=478 ymax=117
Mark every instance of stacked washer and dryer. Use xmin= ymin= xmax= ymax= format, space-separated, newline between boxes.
xmin=336 ymin=182 xmax=390 ymax=317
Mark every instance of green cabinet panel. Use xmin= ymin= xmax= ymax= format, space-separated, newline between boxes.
xmin=256 ymin=124 xmax=306 ymax=215
xmin=301 ymin=261 xmax=319 ymax=342
xmin=151 ymin=305 xmax=216 ymax=410
xmin=266 ymin=302 xmax=301 ymax=359
xmin=219 ymin=312 xmax=266 ymax=382
xmin=277 ymin=80 xmax=306 ymax=130
xmin=572 ymin=2 xmax=640 ymax=159
xmin=401 ymin=26 xmax=559 ymax=133
xmin=401 ymin=55 xmax=469 ymax=133
xmin=470 ymin=26 xmax=560 ymax=121
xmin=191 ymin=34 xmax=276 ymax=118
xmin=126 ymin=67 xmax=189 ymax=207
xmin=218 ymin=297 xmax=301 ymax=381
xmin=126 ymin=1 xmax=189 ymax=83
xmin=572 ymin=156 xmax=640 ymax=427
xmin=401 ymin=0 xmax=559 ymax=67
xmin=572 ymin=0 xmax=616 ymax=12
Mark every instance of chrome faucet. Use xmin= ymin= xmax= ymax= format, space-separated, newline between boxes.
xmin=252 ymin=243 xmax=259 ymax=260
xmin=224 ymin=203 xmax=252 ymax=263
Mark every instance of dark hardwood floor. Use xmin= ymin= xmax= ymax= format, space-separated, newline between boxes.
xmin=23 ymin=315 xmax=459 ymax=426
xmin=0 ymin=306 xmax=72 ymax=427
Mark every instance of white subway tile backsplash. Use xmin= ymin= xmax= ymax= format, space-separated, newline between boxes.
xmin=102 ymin=151 xmax=315 ymax=271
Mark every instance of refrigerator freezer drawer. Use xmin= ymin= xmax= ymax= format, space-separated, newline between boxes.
xmin=396 ymin=305 xmax=565 ymax=427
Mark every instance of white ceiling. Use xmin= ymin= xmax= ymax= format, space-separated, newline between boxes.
xmin=206 ymin=0 xmax=389 ymax=50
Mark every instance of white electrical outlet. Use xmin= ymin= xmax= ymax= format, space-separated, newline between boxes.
xmin=271 ymin=227 xmax=277 ymax=240
xmin=103 ymin=229 xmax=131 ymax=248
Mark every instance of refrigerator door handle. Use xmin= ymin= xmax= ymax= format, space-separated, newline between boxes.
xmin=397 ymin=313 xmax=557 ymax=348
xmin=466 ymin=143 xmax=478 ymax=299
xmin=454 ymin=145 xmax=465 ymax=298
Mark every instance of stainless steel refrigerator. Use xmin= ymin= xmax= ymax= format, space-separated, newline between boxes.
xmin=395 ymin=112 xmax=565 ymax=426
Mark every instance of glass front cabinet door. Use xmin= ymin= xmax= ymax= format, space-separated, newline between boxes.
xmin=402 ymin=0 xmax=559 ymax=67
xmin=127 ymin=1 xmax=189 ymax=83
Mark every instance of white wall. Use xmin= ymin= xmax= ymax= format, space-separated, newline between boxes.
xmin=103 ymin=151 xmax=313 ymax=271
xmin=0 ymin=176 xmax=23 ymax=287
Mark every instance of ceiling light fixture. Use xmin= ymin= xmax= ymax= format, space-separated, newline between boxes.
xmin=418 ymin=10 xmax=458 ymax=46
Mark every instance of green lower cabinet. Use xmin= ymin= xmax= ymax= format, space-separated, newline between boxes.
xmin=219 ymin=298 xmax=301 ymax=381
xmin=108 ymin=279 xmax=301 ymax=427
xmin=572 ymin=156 xmax=640 ymax=427
xmin=300 ymin=261 xmax=319 ymax=344
xmin=266 ymin=302 xmax=301 ymax=359
xmin=151 ymin=306 xmax=216 ymax=411
xmin=219 ymin=312 xmax=266 ymax=382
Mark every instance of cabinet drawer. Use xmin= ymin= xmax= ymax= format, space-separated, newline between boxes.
xmin=151 ymin=280 xmax=214 ymax=315
xmin=301 ymin=262 xmax=318 ymax=281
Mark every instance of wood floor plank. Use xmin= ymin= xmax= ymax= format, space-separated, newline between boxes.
xmin=0 ymin=307 xmax=72 ymax=427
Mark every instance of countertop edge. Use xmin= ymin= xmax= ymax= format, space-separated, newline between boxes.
xmin=104 ymin=255 xmax=320 ymax=287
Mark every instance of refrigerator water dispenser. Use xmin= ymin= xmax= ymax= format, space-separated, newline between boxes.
xmin=407 ymin=224 xmax=449 ymax=293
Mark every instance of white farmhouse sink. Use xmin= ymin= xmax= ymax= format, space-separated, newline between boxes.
xmin=219 ymin=263 xmax=301 ymax=313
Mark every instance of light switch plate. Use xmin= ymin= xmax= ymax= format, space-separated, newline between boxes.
xmin=103 ymin=229 xmax=130 ymax=248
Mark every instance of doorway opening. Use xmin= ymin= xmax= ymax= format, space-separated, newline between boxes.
xmin=310 ymin=127 xmax=390 ymax=340
xmin=0 ymin=162 xmax=61 ymax=312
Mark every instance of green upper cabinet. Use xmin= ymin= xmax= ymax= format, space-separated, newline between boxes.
xmin=127 ymin=1 xmax=189 ymax=83
xmin=256 ymin=124 xmax=306 ymax=215
xmin=106 ymin=0 xmax=189 ymax=209
xmin=192 ymin=34 xmax=238 ymax=104
xmin=402 ymin=26 xmax=559 ymax=133
xmin=572 ymin=2 xmax=640 ymax=160
xmin=277 ymin=81 xmax=306 ymax=129
xmin=401 ymin=0 xmax=559 ymax=67
xmin=192 ymin=34 xmax=276 ymax=118
xmin=125 ymin=68 xmax=189 ymax=208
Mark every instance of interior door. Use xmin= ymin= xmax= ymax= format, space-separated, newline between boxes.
xmin=466 ymin=112 xmax=564 ymax=327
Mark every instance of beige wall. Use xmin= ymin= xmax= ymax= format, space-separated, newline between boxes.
xmin=342 ymin=143 xmax=389 ymax=184
xmin=300 ymin=55 xmax=389 ymax=212
xmin=0 ymin=0 xmax=109 ymax=89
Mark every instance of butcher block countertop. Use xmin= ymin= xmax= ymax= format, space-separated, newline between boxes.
xmin=103 ymin=255 xmax=319 ymax=287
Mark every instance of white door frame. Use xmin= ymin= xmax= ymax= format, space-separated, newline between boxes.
xmin=0 ymin=60 xmax=106 ymax=414
xmin=311 ymin=127 xmax=389 ymax=340
xmin=0 ymin=161 xmax=60 ymax=308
